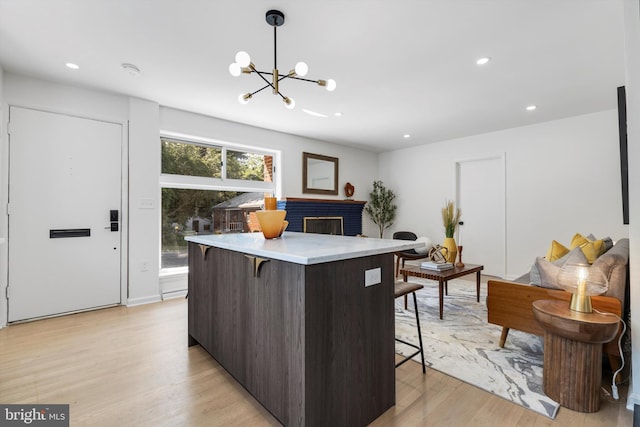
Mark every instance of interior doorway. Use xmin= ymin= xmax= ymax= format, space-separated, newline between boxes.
xmin=455 ymin=154 xmax=506 ymax=278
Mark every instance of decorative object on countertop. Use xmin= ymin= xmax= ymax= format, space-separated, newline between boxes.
xmin=264 ymin=196 xmax=277 ymax=210
xmin=365 ymin=180 xmax=397 ymax=238
xmin=344 ymin=182 xmax=355 ymax=199
xmin=229 ymin=10 xmax=336 ymax=109
xmin=456 ymin=245 xmax=465 ymax=268
xmin=256 ymin=210 xmax=288 ymax=239
xmin=441 ymin=200 xmax=462 ymax=263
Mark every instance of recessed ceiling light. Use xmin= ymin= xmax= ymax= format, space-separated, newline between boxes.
xmin=334 ymin=112 xmax=343 ymax=117
xmin=65 ymin=62 xmax=79 ymax=70
xmin=302 ymin=109 xmax=328 ymax=118
xmin=526 ymin=105 xmax=537 ymax=111
xmin=403 ymin=134 xmax=411 ymax=139
xmin=122 ymin=63 xmax=141 ymax=77
xmin=476 ymin=57 xmax=491 ymax=65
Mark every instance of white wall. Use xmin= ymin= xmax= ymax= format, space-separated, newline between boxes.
xmin=127 ymin=98 xmax=161 ymax=305
xmin=624 ymin=0 xmax=640 ymax=410
xmin=0 ymin=74 xmax=380 ymax=324
xmin=159 ymin=107 xmax=380 ymax=235
xmin=379 ymin=110 xmax=629 ymax=279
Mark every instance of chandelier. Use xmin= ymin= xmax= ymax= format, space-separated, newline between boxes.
xmin=228 ymin=10 xmax=336 ymax=109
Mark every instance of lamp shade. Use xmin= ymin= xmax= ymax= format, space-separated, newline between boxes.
xmin=556 ymin=263 xmax=608 ymax=296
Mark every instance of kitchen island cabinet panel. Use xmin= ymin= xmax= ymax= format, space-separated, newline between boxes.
xmin=187 ymin=235 xmax=399 ymax=426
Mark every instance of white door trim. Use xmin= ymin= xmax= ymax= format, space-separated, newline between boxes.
xmin=454 ymin=153 xmax=507 ymax=278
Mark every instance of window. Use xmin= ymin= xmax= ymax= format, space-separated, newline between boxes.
xmin=162 ymin=138 xmax=222 ymax=178
xmin=160 ymin=137 xmax=277 ymax=270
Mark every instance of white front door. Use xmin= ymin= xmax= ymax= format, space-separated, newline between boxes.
xmin=8 ymin=107 xmax=122 ymax=322
xmin=455 ymin=155 xmax=506 ymax=278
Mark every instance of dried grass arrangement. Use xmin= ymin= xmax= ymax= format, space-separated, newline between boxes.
xmin=441 ymin=200 xmax=462 ymax=238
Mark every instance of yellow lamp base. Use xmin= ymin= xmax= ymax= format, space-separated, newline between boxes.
xmin=569 ymin=293 xmax=593 ymax=313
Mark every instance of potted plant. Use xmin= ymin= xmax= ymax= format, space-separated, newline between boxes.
xmin=365 ymin=180 xmax=397 ymax=238
xmin=441 ymin=200 xmax=462 ymax=263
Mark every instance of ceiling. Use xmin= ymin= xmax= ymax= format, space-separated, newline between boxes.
xmin=0 ymin=0 xmax=626 ymax=152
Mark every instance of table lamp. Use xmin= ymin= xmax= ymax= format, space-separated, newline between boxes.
xmin=556 ymin=263 xmax=608 ymax=313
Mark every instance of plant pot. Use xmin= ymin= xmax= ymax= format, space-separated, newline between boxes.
xmin=442 ymin=237 xmax=458 ymax=263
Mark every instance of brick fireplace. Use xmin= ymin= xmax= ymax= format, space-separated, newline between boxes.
xmin=277 ymin=198 xmax=366 ymax=236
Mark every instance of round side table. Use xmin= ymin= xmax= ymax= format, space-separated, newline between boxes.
xmin=532 ymin=299 xmax=619 ymax=413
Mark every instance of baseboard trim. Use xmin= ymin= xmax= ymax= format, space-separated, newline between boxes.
xmin=126 ymin=295 xmax=162 ymax=307
xmin=162 ymin=289 xmax=188 ymax=300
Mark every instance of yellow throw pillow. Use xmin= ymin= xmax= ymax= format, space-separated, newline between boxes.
xmin=545 ymin=240 xmax=569 ymax=261
xmin=570 ymin=233 xmax=605 ymax=264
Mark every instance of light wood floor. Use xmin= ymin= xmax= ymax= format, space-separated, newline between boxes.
xmin=0 ymin=298 xmax=632 ymax=426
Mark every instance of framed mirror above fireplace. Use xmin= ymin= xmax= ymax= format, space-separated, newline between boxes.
xmin=302 ymin=152 xmax=339 ymax=195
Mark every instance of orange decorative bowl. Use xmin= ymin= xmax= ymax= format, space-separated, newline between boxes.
xmin=256 ymin=210 xmax=288 ymax=239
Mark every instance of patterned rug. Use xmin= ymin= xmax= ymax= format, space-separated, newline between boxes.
xmin=394 ymin=277 xmax=560 ymax=419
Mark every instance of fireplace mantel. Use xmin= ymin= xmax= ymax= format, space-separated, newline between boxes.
xmin=277 ymin=198 xmax=366 ymax=236
xmin=280 ymin=197 xmax=366 ymax=205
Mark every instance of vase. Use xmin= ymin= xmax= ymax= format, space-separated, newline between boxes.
xmin=442 ymin=237 xmax=458 ymax=263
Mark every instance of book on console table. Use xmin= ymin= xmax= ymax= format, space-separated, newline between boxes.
xmin=420 ymin=261 xmax=454 ymax=271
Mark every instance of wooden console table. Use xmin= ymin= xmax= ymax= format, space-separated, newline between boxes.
xmin=532 ymin=300 xmax=619 ymax=412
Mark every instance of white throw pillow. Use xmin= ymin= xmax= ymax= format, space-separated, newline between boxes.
xmin=413 ymin=236 xmax=433 ymax=254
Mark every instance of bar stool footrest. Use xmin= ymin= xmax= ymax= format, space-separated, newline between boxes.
xmin=395 ymin=338 xmax=422 ymax=368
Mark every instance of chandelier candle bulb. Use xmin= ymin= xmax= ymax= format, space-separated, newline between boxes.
xmin=229 ymin=63 xmax=241 ymax=77
xmin=235 ymin=51 xmax=251 ymax=68
xmin=295 ymin=61 xmax=308 ymax=76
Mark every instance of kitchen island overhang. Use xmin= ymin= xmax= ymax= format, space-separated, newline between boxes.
xmin=186 ymin=232 xmax=421 ymax=426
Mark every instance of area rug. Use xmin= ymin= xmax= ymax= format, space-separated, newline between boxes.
xmin=394 ymin=277 xmax=560 ymax=419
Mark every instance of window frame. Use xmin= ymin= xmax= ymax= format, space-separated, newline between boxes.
xmin=159 ymin=132 xmax=279 ymax=276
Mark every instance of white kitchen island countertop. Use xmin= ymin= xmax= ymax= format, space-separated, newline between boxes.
xmin=186 ymin=232 xmax=422 ymax=265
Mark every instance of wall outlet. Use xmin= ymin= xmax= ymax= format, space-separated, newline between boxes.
xmin=139 ymin=198 xmax=154 ymax=209
xmin=365 ymin=267 xmax=381 ymax=287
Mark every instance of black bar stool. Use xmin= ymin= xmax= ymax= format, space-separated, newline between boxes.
xmin=394 ymin=280 xmax=426 ymax=373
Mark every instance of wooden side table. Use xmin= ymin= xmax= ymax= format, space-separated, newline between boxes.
xmin=532 ymin=300 xmax=619 ymax=413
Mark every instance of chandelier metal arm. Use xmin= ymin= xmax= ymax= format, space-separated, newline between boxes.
xmin=248 ymin=83 xmax=273 ymax=97
xmin=252 ymin=67 xmax=279 ymax=95
xmin=285 ymin=75 xmax=322 ymax=84
xmin=251 ymin=80 xmax=287 ymax=101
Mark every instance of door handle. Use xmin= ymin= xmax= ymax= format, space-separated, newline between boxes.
xmin=108 ymin=209 xmax=119 ymax=231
